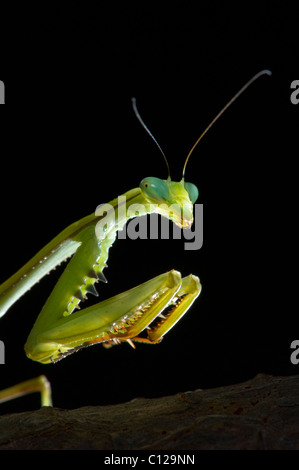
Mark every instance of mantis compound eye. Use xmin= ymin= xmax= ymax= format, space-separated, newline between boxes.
xmin=140 ymin=177 xmax=170 ymax=202
xmin=184 ymin=182 xmax=199 ymax=203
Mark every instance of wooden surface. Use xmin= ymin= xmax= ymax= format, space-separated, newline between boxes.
xmin=0 ymin=374 xmax=299 ymax=450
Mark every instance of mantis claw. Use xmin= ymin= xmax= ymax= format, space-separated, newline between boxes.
xmin=97 ymin=271 xmax=108 ymax=283
xmin=85 ymin=284 xmax=99 ymax=297
xmin=126 ymin=339 xmax=136 ymax=349
xmin=87 ymin=268 xmax=98 ymax=280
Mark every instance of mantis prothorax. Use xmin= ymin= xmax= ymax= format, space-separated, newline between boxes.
xmin=0 ymin=70 xmax=271 ymax=407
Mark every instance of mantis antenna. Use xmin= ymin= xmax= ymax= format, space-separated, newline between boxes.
xmin=132 ymin=97 xmax=171 ymax=180
xmin=181 ymin=69 xmax=272 ymax=178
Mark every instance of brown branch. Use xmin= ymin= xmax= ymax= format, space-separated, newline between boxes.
xmin=0 ymin=374 xmax=299 ymax=450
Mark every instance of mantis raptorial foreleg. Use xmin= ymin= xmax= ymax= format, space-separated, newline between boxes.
xmin=0 ymin=70 xmax=271 ymax=407
xmin=25 ymin=270 xmax=200 ymax=364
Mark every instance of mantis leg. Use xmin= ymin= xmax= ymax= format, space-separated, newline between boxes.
xmin=0 ymin=375 xmax=52 ymax=407
xmin=25 ymin=269 xmax=201 ymax=364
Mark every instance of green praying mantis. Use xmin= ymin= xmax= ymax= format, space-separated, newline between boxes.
xmin=0 ymin=70 xmax=271 ymax=407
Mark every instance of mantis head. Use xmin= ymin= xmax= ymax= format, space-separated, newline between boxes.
xmin=139 ymin=176 xmax=198 ymax=228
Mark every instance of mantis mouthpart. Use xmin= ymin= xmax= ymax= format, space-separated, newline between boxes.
xmin=0 ymin=69 xmax=271 ymax=407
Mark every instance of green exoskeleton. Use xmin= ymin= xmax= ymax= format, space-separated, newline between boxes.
xmin=0 ymin=70 xmax=271 ymax=407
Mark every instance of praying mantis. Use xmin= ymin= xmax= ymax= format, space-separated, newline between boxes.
xmin=0 ymin=70 xmax=271 ymax=407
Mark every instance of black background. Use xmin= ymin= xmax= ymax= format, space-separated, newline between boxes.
xmin=0 ymin=3 xmax=297 ymax=414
